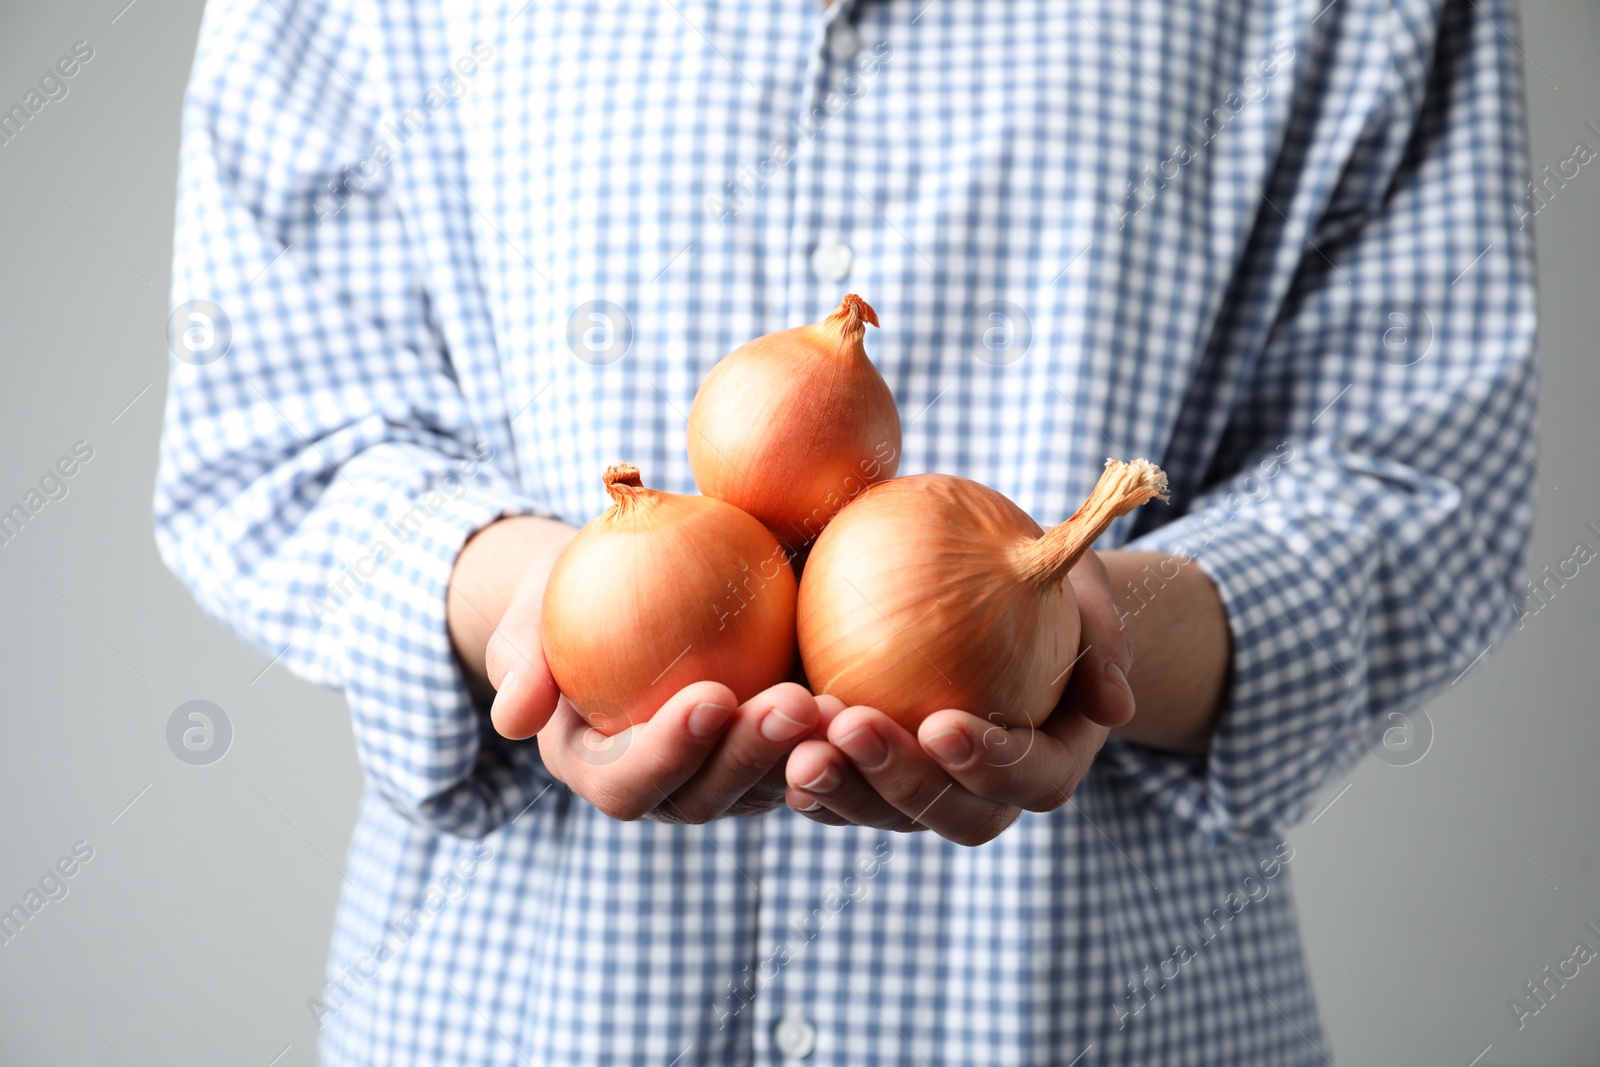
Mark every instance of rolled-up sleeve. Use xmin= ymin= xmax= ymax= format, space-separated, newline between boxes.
xmin=154 ymin=0 xmax=549 ymax=837
xmin=1100 ymin=0 xmax=1538 ymax=844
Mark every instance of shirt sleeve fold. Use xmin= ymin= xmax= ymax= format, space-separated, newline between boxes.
xmin=1099 ymin=0 xmax=1539 ymax=845
xmin=154 ymin=0 xmax=550 ymax=838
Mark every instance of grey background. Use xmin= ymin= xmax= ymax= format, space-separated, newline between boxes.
xmin=0 ymin=2 xmax=1595 ymax=1064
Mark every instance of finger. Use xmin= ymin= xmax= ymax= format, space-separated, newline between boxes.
xmin=483 ymin=565 xmax=552 ymax=691
xmin=783 ymin=784 xmax=857 ymax=827
xmin=722 ymin=763 xmax=792 ymax=819
xmin=813 ymin=693 xmax=848 ymax=734
xmin=488 ymin=653 xmax=563 ymax=740
xmin=917 ymin=707 xmax=1108 ymax=812
xmin=785 ymin=738 xmax=921 ymax=832
xmin=826 ymin=708 xmax=1018 ymax=846
xmin=538 ymin=680 xmax=738 ymax=821
xmin=1061 ymin=636 xmax=1136 ymax=729
xmin=484 ymin=591 xmax=562 ymax=739
xmin=657 ymin=683 xmax=819 ymax=823
xmin=1065 ymin=552 xmax=1137 ymax=728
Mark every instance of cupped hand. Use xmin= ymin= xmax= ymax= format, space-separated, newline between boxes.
xmin=534 ymin=680 xmax=819 ymax=822
xmin=479 ymin=532 xmax=820 ymax=823
xmin=783 ymin=550 xmax=1134 ymax=846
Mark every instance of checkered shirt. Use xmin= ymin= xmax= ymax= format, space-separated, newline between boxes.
xmin=154 ymin=0 xmax=1537 ymax=1062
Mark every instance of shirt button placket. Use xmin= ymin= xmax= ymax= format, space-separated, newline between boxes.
xmin=763 ymin=9 xmax=865 ymax=1063
xmin=788 ymin=0 xmax=865 ymax=310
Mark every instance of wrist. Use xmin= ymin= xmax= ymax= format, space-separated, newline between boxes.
xmin=1099 ymin=549 xmax=1230 ymax=754
xmin=447 ymin=514 xmax=575 ymax=702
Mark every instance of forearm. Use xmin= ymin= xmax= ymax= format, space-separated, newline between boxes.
xmin=447 ymin=514 xmax=577 ymax=704
xmin=1101 ymin=550 xmax=1230 ymax=754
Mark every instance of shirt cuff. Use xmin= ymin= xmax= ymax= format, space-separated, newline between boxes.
xmin=1098 ymin=510 xmax=1369 ymax=844
xmin=339 ymin=480 xmax=557 ymax=838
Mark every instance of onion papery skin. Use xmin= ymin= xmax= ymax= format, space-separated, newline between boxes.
xmin=796 ymin=475 xmax=1080 ymax=732
xmin=688 ymin=295 xmax=902 ymax=553
xmin=542 ymin=465 xmax=798 ymax=734
xmin=797 ymin=459 xmax=1169 ymax=731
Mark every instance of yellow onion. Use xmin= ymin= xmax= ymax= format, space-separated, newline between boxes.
xmin=688 ymin=294 xmax=901 ymax=552
xmin=542 ymin=464 xmax=798 ymax=733
xmin=796 ymin=459 xmax=1169 ymax=731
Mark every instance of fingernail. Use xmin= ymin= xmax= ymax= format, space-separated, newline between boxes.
xmin=837 ymin=725 xmax=889 ymax=769
xmin=760 ymin=707 xmax=810 ymax=743
xmin=792 ymin=793 xmax=824 ymax=813
xmin=1104 ymin=661 xmax=1136 ymax=720
xmin=688 ymin=702 xmax=734 ymax=739
xmin=490 ymin=671 xmax=518 ymax=718
xmin=924 ymin=728 xmax=973 ymax=766
xmin=1104 ymin=661 xmax=1132 ymax=694
xmin=800 ymin=763 xmax=842 ymax=795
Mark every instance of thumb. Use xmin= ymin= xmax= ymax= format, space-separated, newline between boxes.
xmin=485 ymin=615 xmax=561 ymax=741
xmin=1062 ymin=553 xmax=1137 ymax=729
xmin=1063 ymin=637 xmax=1136 ymax=729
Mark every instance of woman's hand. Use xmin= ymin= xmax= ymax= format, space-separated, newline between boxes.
xmin=781 ymin=551 xmax=1137 ymax=846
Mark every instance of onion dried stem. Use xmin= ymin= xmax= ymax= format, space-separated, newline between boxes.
xmin=1016 ymin=458 xmax=1170 ymax=589
xmin=603 ymin=462 xmax=648 ymax=506
xmin=823 ymin=294 xmax=880 ymax=346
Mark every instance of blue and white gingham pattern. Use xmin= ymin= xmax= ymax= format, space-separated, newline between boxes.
xmin=155 ymin=0 xmax=1536 ymax=1062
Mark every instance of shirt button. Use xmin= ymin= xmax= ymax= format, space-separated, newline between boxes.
xmin=811 ymin=240 xmax=854 ymax=282
xmin=827 ymin=20 xmax=861 ymax=61
xmin=773 ymin=1013 xmax=818 ymax=1059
